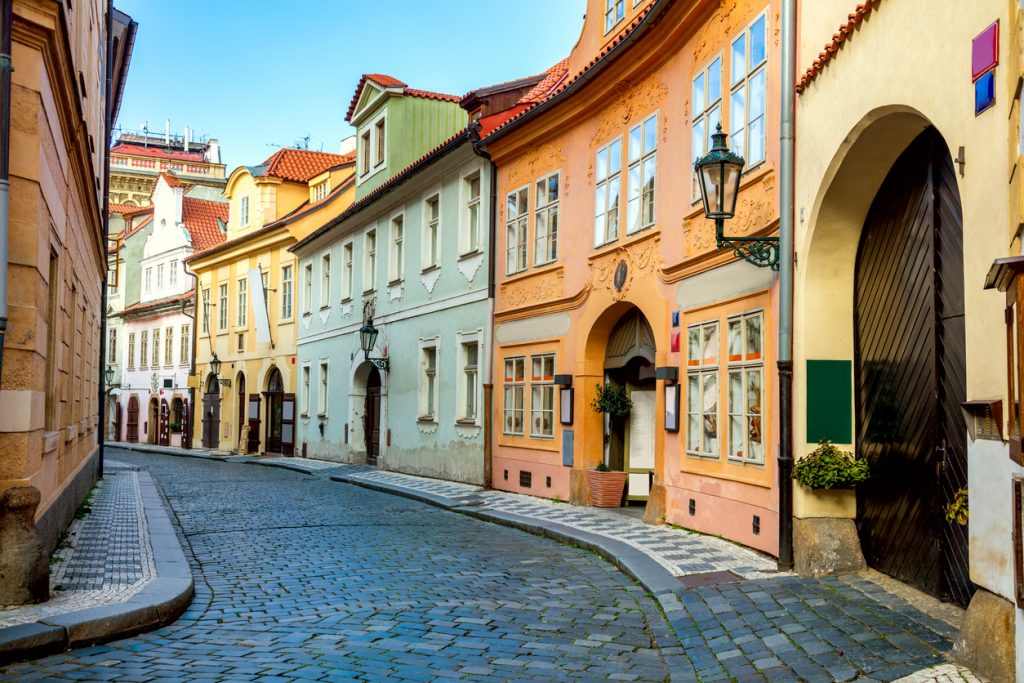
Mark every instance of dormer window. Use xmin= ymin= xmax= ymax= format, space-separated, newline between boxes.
xmin=311 ymin=180 xmax=329 ymax=203
xmin=240 ymin=195 xmax=250 ymax=226
xmin=358 ymin=111 xmax=388 ymax=179
xmin=360 ymin=131 xmax=371 ymax=175
xmin=604 ymin=0 xmax=625 ymax=34
xmin=375 ymin=119 xmax=386 ymax=166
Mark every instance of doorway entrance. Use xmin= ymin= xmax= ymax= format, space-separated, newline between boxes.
xmin=126 ymin=395 xmax=139 ymax=443
xmin=854 ymin=128 xmax=972 ymax=606
xmin=147 ymin=398 xmax=159 ymax=444
xmin=364 ymin=366 xmax=381 ymax=466
xmin=158 ymin=398 xmax=170 ymax=446
xmin=264 ymin=368 xmax=284 ymax=454
xmin=201 ymin=373 xmax=220 ymax=449
xmin=237 ymin=373 xmax=246 ymax=450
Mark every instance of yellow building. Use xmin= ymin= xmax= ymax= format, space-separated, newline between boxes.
xmin=187 ymin=148 xmax=356 ymax=454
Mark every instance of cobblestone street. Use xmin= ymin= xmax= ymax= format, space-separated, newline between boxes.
xmin=0 ymin=450 xmax=972 ymax=682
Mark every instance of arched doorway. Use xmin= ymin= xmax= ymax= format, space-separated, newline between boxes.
xmin=364 ymin=366 xmax=382 ymax=466
xmin=236 ymin=372 xmax=247 ymax=451
xmin=126 ymin=395 xmax=139 ymax=443
xmin=201 ymin=373 xmax=220 ymax=449
xmin=147 ymin=398 xmax=159 ymax=444
xmin=158 ymin=398 xmax=171 ymax=446
xmin=854 ymin=127 xmax=972 ymax=606
xmin=264 ymin=368 xmax=284 ymax=454
xmin=603 ymin=308 xmax=656 ymax=505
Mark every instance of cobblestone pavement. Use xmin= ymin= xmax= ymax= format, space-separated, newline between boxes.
xmin=0 ymin=450 xmax=973 ymax=682
xmin=0 ymin=460 xmax=155 ymax=628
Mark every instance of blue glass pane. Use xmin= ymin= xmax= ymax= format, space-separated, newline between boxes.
xmin=975 ymin=70 xmax=996 ymax=115
xmin=751 ymin=15 xmax=767 ymax=66
xmin=709 ymin=58 xmax=722 ymax=104
xmin=731 ymin=34 xmax=746 ymax=85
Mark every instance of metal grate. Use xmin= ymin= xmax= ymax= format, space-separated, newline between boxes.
xmin=519 ymin=471 xmax=532 ymax=488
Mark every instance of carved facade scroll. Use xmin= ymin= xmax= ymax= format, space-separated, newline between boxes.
xmin=500 ymin=268 xmax=566 ymax=310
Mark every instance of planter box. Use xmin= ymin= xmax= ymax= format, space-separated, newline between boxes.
xmin=796 ymin=484 xmax=856 ymax=518
xmin=588 ymin=470 xmax=627 ymax=507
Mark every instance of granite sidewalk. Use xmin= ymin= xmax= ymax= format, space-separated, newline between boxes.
xmin=0 ymin=459 xmax=194 ymax=663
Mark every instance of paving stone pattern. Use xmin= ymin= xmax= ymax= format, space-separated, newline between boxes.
xmin=0 ymin=451 xmax=970 ymax=682
xmin=0 ymin=461 xmax=155 ymax=629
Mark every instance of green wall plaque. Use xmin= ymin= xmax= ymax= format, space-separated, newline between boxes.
xmin=806 ymin=359 xmax=853 ymax=443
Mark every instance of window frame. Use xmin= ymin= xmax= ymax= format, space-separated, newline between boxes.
xmin=319 ymin=252 xmax=331 ymax=309
xmin=240 ymin=195 xmax=250 ymax=227
xmin=422 ymin=192 xmax=442 ymax=271
xmin=627 ymin=112 xmax=658 ymax=234
xmin=300 ymin=363 xmax=311 ymax=417
xmin=127 ymin=331 xmax=135 ymax=370
xmin=502 ymin=356 xmax=526 ymax=436
xmin=460 ymin=168 xmax=483 ymax=256
xmin=686 ymin=320 xmax=721 ymax=458
xmin=180 ymin=324 xmax=190 ymax=366
xmin=456 ymin=331 xmax=483 ymax=425
xmin=342 ymin=241 xmax=354 ymax=301
xmin=534 ymin=171 xmax=560 ymax=266
xmin=139 ymin=330 xmax=148 ymax=369
xmin=302 ymin=262 xmax=313 ymax=314
xmin=164 ymin=325 xmax=174 ymax=366
xmin=237 ymin=276 xmax=248 ymax=327
xmin=389 ymin=210 xmax=405 ymax=283
xmin=151 ymin=327 xmax=161 ymax=368
xmin=201 ymin=287 xmax=210 ymax=334
xmin=108 ymin=327 xmax=117 ymax=365
xmin=418 ymin=338 xmax=440 ymax=422
xmin=728 ymin=9 xmax=770 ymax=170
xmin=505 ymin=185 xmax=529 ymax=276
xmin=317 ymin=360 xmax=329 ymax=417
xmin=594 ymin=137 xmax=623 ymax=247
xmin=604 ymin=0 xmax=625 ymax=34
xmin=280 ymin=264 xmax=293 ymax=320
xmin=691 ymin=52 xmax=724 ymax=202
xmin=169 ymin=260 xmax=178 ymax=287
xmin=529 ymin=353 xmax=556 ymax=439
xmin=363 ymin=228 xmax=377 ymax=293
xmin=726 ymin=310 xmax=765 ymax=465
xmin=218 ymin=283 xmax=228 ymax=331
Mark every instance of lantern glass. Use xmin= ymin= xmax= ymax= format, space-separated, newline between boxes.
xmin=360 ymin=321 xmax=378 ymax=358
xmin=210 ymin=353 xmax=222 ymax=377
xmin=105 ymin=366 xmax=114 ymax=385
xmin=720 ymin=160 xmax=742 ymax=218
xmin=694 ymin=123 xmax=745 ymax=220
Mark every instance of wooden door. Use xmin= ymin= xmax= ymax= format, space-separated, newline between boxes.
xmin=181 ymin=399 xmax=191 ymax=450
xmin=158 ymin=399 xmax=170 ymax=446
xmin=854 ymin=128 xmax=972 ymax=606
xmin=281 ymin=393 xmax=295 ymax=456
xmin=202 ymin=392 xmax=220 ymax=448
xmin=264 ymin=393 xmax=283 ymax=453
xmin=625 ymin=388 xmax=655 ymax=501
xmin=114 ymin=399 xmax=122 ymax=442
xmin=248 ymin=394 xmax=262 ymax=454
xmin=364 ymin=367 xmax=382 ymax=466
xmin=126 ymin=395 xmax=139 ymax=443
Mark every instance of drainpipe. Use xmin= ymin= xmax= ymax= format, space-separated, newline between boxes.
xmin=0 ymin=0 xmax=12 ymax=388
xmin=471 ymin=123 xmax=497 ymax=488
xmin=96 ymin=0 xmax=114 ymax=477
xmin=777 ymin=0 xmax=796 ymax=571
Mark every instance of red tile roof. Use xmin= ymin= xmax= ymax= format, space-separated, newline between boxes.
xmin=108 ymin=203 xmax=138 ymax=215
xmin=118 ymin=291 xmax=193 ymax=317
xmin=260 ymin=148 xmax=354 ymax=183
xmin=797 ymin=0 xmax=882 ymax=94
xmin=160 ymin=172 xmax=184 ymax=188
xmin=111 ymin=142 xmax=206 ymax=163
xmin=517 ymin=59 xmax=570 ymax=105
xmin=345 ymin=73 xmax=460 ymax=122
xmin=182 ymin=198 xmax=228 ymax=251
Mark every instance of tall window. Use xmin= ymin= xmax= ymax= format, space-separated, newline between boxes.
xmin=169 ymin=260 xmax=178 ymax=286
xmin=139 ymin=330 xmax=148 ymax=369
xmin=502 ymin=356 xmax=526 ymax=435
xmin=318 ymin=362 xmax=329 ymax=416
xmin=692 ymin=56 xmax=723 ymax=199
xmin=534 ymin=172 xmax=559 ymax=265
xmin=604 ymin=0 xmax=624 ymax=33
xmin=730 ymin=12 xmax=768 ymax=166
xmin=390 ymin=214 xmax=405 ymax=282
xmin=144 ymin=267 xmax=152 ymax=293
xmin=218 ymin=284 xmax=228 ymax=330
xmin=420 ymin=344 xmax=438 ymax=420
xmin=727 ymin=311 xmax=764 ymax=463
xmin=157 ymin=264 xmax=164 ymax=289
xmin=108 ymin=328 xmax=117 ymax=364
xmin=342 ymin=243 xmax=353 ymax=300
xmin=237 ymin=278 xmax=248 ymax=327
xmin=312 ymin=181 xmax=329 ymax=203
xmin=627 ymin=113 xmax=658 ymax=233
xmin=127 ymin=332 xmax=135 ymax=370
xmin=201 ymin=287 xmax=210 ymax=334
xmin=595 ymin=139 xmax=622 ymax=246
xmin=505 ymin=187 xmax=528 ymax=275
xmin=240 ymin=195 xmax=250 ymax=226
xmin=375 ymin=118 xmax=386 ymax=166
xmin=320 ymin=254 xmax=331 ymax=307
xmin=364 ymin=230 xmax=376 ymax=292
xmin=45 ymin=249 xmax=58 ymax=429
xmin=460 ymin=340 xmax=479 ymax=423
xmin=530 ymin=354 xmax=555 ymax=438
xmin=303 ymin=263 xmax=313 ymax=313
xmin=423 ymin=196 xmax=440 ymax=270
xmin=301 ymin=365 xmax=310 ymax=416
xmin=164 ymin=326 xmax=174 ymax=366
xmin=151 ymin=328 xmax=160 ymax=367
xmin=687 ymin=321 xmax=720 ymax=457
xmin=360 ymin=131 xmax=371 ymax=175
xmin=180 ymin=324 xmax=190 ymax=365
xmin=463 ymin=172 xmax=481 ymax=254
xmin=281 ymin=265 xmax=293 ymax=318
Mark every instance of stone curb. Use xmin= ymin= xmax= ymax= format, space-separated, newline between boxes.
xmin=108 ymin=442 xmax=230 ymax=461
xmin=329 ymin=473 xmax=486 ymax=509
xmin=243 ymin=460 xmax=318 ymax=476
xmin=0 ymin=471 xmax=194 ymax=664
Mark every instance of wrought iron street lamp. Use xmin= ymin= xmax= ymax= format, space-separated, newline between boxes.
xmin=209 ymin=352 xmax=231 ymax=388
xmin=359 ymin=307 xmax=390 ymax=372
xmin=105 ymin=365 xmax=115 ymax=387
xmin=695 ymin=123 xmax=779 ymax=270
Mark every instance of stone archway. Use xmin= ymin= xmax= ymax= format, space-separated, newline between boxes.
xmin=350 ymin=361 xmax=383 ymax=465
xmin=201 ymin=373 xmax=220 ymax=449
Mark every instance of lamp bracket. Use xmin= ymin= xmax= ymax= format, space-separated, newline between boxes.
xmin=218 ymin=378 xmax=232 ymax=388
xmin=366 ymin=357 xmax=390 ymax=372
xmin=716 ymin=218 xmax=780 ymax=271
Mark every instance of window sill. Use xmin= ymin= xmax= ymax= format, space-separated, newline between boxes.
xmin=417 ymin=416 xmax=437 ymax=424
xmin=340 ymin=297 xmax=352 ymax=304
xmin=726 ymin=456 xmax=767 ymax=468
xmin=530 ymin=433 xmax=556 ymax=440
xmin=458 ymin=249 xmax=483 ymax=260
xmin=388 ymin=278 xmax=404 ymax=287
xmin=686 ymin=452 xmax=720 ymax=461
xmin=319 ymin=305 xmax=330 ymax=311
xmin=362 ymin=288 xmax=376 ymax=295
xmin=421 ymin=264 xmax=440 ymax=274
xmin=317 ymin=413 xmax=327 ymax=419
xmin=455 ymin=418 xmax=479 ymax=426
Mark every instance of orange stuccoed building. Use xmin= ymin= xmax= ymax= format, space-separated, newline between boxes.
xmin=484 ymin=0 xmax=783 ymax=556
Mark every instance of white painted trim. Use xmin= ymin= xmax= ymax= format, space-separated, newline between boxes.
xmin=420 ymin=185 xmax=444 ymax=272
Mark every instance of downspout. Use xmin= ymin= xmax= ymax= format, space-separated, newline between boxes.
xmin=471 ymin=123 xmax=497 ymax=488
xmin=0 ymin=0 xmax=13 ymax=388
xmin=777 ymin=0 xmax=796 ymax=571
xmin=96 ymin=0 xmax=114 ymax=477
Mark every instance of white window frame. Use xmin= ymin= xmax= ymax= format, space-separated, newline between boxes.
xmin=180 ymin=324 xmax=190 ymax=366
xmin=686 ymin=320 xmax=721 ymax=458
xmin=604 ymin=0 xmax=625 ymax=34
xmin=311 ymin=179 xmax=329 ymax=203
xmin=418 ymin=338 xmax=440 ymax=422
xmin=529 ymin=353 xmax=556 ymax=439
xmin=300 ymin=363 xmax=311 ymax=417
xmin=218 ymin=283 xmax=228 ymax=330
xmin=505 ymin=185 xmax=529 ymax=275
xmin=460 ymin=168 xmax=483 ymax=256
xmin=108 ymin=328 xmax=117 ymax=365
xmin=422 ymin=191 xmax=442 ymax=271
xmin=320 ymin=252 xmax=331 ymax=309
xmin=359 ymin=109 xmax=388 ymax=180
xmin=144 ymin=267 xmax=152 ymax=293
xmin=502 ymin=356 xmax=526 ymax=436
xmin=127 ymin=331 xmax=135 ymax=370
xmin=151 ymin=327 xmax=161 ymax=367
xmin=726 ymin=310 xmax=765 ymax=465
xmin=164 ymin=326 xmax=174 ymax=366
xmin=240 ymin=195 xmax=250 ymax=226
xmin=692 ymin=53 xmax=724 ymax=201
xmin=342 ymin=241 xmax=354 ymax=301
xmin=729 ymin=10 xmax=769 ymax=169
xmin=594 ymin=137 xmax=623 ymax=247
xmin=139 ymin=330 xmax=148 ymax=369
xmin=237 ymin=277 xmax=248 ymax=327
xmin=456 ymin=331 xmax=483 ymax=425
xmin=281 ymin=264 xmax=293 ymax=319
xmin=627 ymin=113 xmax=658 ymax=234
xmin=302 ymin=262 xmax=313 ymax=314
xmin=363 ymin=228 xmax=377 ymax=293
xmin=156 ymin=264 xmax=164 ymax=289
xmin=389 ymin=211 xmax=405 ymax=283
xmin=169 ymin=260 xmax=178 ymax=286
xmin=201 ymin=287 xmax=210 ymax=334
xmin=534 ymin=171 xmax=560 ymax=265
xmin=317 ymin=360 xmax=329 ymax=417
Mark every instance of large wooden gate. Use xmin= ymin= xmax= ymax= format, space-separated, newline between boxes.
xmin=202 ymin=375 xmax=220 ymax=449
xmin=364 ymin=367 xmax=381 ymax=466
xmin=126 ymin=395 xmax=139 ymax=443
xmin=854 ymin=128 xmax=972 ymax=606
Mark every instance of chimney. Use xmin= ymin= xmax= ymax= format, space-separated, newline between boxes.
xmin=339 ymin=135 xmax=356 ymax=155
xmin=165 ymin=119 xmax=171 ymax=146
xmin=205 ymin=139 xmax=221 ymax=164
xmin=184 ymin=127 xmax=190 ymax=153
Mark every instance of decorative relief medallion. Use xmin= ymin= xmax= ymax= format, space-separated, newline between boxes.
xmin=591 ymin=237 xmax=661 ymax=301
xmin=592 ymin=74 xmax=669 ymax=146
xmin=684 ymin=172 xmax=775 ymax=259
xmin=500 ymin=269 xmax=565 ymax=310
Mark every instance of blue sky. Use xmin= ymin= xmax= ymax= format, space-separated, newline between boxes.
xmin=115 ymin=0 xmax=587 ymax=170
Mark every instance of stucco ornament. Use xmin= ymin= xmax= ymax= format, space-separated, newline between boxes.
xmin=500 ymin=269 xmax=565 ymax=310
xmin=592 ymin=75 xmax=669 ymax=146
xmin=591 ymin=237 xmax=661 ymax=301
xmin=505 ymin=143 xmax=566 ymax=194
xmin=457 ymin=252 xmax=484 ymax=283
xmin=691 ymin=0 xmax=762 ymax=65
xmin=388 ymin=282 xmax=403 ymax=303
xmin=685 ymin=171 xmax=775 ymax=258
xmin=420 ymin=268 xmax=441 ymax=294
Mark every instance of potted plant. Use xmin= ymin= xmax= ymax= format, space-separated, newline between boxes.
xmin=591 ymin=383 xmax=632 ymax=418
xmin=793 ymin=439 xmax=869 ymax=516
xmin=588 ymin=461 xmax=627 ymax=507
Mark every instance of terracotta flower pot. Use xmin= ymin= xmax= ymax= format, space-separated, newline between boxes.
xmin=588 ymin=470 xmax=627 ymax=507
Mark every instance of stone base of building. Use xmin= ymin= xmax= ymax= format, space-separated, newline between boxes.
xmin=953 ymin=588 xmax=1016 ymax=683
xmin=0 ymin=486 xmax=49 ymax=605
xmin=35 ymin=447 xmax=99 ymax=556
xmin=642 ymin=483 xmax=666 ymax=525
xmin=569 ymin=469 xmax=591 ymax=506
xmin=793 ymin=516 xmax=866 ymax=577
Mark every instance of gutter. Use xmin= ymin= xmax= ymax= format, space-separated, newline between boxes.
xmin=0 ymin=0 xmax=12 ymax=387
xmin=97 ymin=0 xmax=114 ymax=477
xmin=470 ymin=123 xmax=497 ymax=488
